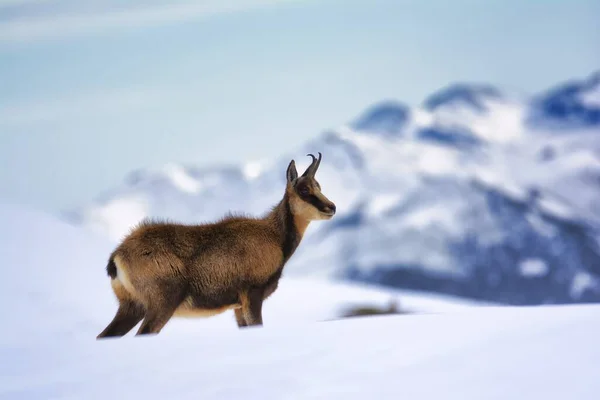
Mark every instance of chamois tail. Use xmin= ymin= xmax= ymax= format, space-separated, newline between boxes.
xmin=106 ymin=256 xmax=117 ymax=279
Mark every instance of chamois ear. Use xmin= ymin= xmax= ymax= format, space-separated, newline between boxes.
xmin=286 ymin=160 xmax=298 ymax=183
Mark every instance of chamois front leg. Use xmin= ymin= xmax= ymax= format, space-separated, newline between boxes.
xmin=234 ymin=307 xmax=248 ymax=328
xmin=241 ymin=287 xmax=264 ymax=327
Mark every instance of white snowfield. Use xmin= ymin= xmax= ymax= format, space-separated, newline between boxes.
xmin=4 ymin=305 xmax=600 ymax=399
xmin=2 ymin=202 xmax=600 ymax=399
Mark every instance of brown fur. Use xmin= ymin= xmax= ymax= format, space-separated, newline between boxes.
xmin=97 ymin=153 xmax=336 ymax=338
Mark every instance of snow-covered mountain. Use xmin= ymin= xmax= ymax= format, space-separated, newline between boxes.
xmin=67 ymin=70 xmax=600 ymax=305
xmin=527 ymin=70 xmax=600 ymax=129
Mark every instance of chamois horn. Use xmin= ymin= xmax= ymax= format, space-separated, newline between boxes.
xmin=302 ymin=152 xmax=322 ymax=177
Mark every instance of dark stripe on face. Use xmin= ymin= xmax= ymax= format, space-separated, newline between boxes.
xmin=304 ymin=193 xmax=330 ymax=213
xmin=295 ymin=179 xmax=331 ymax=213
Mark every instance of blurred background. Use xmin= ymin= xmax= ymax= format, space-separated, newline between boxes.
xmin=1 ymin=0 xmax=600 ymax=321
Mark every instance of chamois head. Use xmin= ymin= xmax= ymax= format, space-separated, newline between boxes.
xmin=285 ymin=152 xmax=336 ymax=221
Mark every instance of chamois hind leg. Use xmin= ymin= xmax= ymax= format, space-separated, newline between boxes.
xmin=241 ymin=287 xmax=264 ymax=327
xmin=135 ymin=282 xmax=186 ymax=336
xmin=97 ymin=279 xmax=145 ymax=339
xmin=97 ymin=299 xmax=145 ymax=339
xmin=136 ymin=303 xmax=180 ymax=335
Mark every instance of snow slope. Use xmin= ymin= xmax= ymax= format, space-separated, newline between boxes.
xmin=4 ymin=304 xmax=600 ymax=399
xmin=2 ymin=204 xmax=600 ymax=399
xmin=0 ymin=201 xmax=115 ymax=347
xmin=67 ymin=70 xmax=600 ymax=305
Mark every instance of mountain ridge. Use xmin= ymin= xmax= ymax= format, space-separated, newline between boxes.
xmin=66 ymin=70 xmax=600 ymax=304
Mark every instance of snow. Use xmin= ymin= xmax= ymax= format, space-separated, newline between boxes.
xmin=525 ymin=212 xmax=558 ymax=237
xmin=402 ymin=203 xmax=460 ymax=232
xmin=470 ymin=102 xmax=525 ymax=142
xmin=536 ymin=196 xmax=576 ymax=220
xmin=578 ymin=74 xmax=600 ymax=107
xmin=243 ymin=160 xmax=267 ymax=179
xmin=85 ymin=195 xmax=149 ymax=241
xmin=425 ymin=97 xmax=525 ymax=143
xmin=557 ymin=149 xmax=600 ymax=172
xmin=519 ymin=258 xmax=549 ymax=277
xmin=0 ymin=202 xmax=115 ymax=346
xmin=2 ymin=203 xmax=600 ymax=399
xmin=411 ymin=107 xmax=434 ymax=127
xmin=366 ymin=193 xmax=403 ymax=216
xmin=580 ymin=89 xmax=600 ymax=107
xmin=4 ymin=304 xmax=600 ymax=399
xmin=163 ymin=163 xmax=203 ymax=193
xmin=571 ymin=271 xmax=596 ymax=299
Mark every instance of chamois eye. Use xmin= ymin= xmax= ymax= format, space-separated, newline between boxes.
xmin=298 ymin=186 xmax=309 ymax=196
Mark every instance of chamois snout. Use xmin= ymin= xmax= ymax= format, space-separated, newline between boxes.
xmin=310 ymin=190 xmax=336 ymax=218
xmin=322 ymin=202 xmax=336 ymax=216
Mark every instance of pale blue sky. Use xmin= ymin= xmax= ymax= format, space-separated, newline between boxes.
xmin=1 ymin=0 xmax=599 ymax=213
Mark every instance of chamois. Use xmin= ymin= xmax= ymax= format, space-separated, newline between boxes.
xmin=96 ymin=152 xmax=336 ymax=338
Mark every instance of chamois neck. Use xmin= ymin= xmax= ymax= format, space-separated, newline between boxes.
xmin=267 ymin=192 xmax=310 ymax=264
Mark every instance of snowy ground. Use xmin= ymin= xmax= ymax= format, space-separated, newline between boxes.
xmin=2 ymin=201 xmax=599 ymax=399
xmin=3 ymin=305 xmax=600 ymax=399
